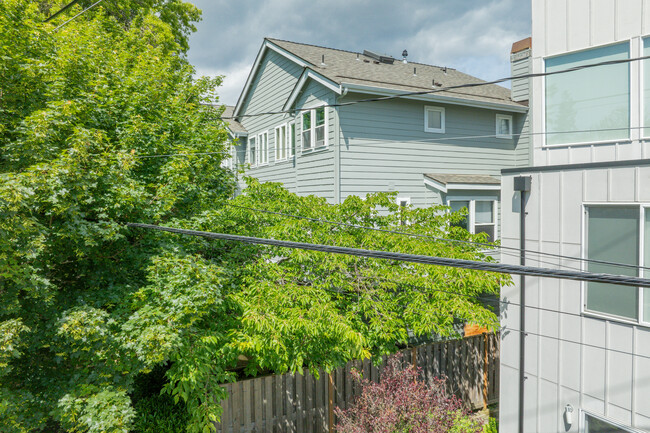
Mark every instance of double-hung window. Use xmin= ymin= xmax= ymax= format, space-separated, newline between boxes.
xmin=449 ymin=199 xmax=497 ymax=242
xmin=301 ymin=106 xmax=327 ymax=150
xmin=248 ymin=136 xmax=257 ymax=167
xmin=288 ymin=122 xmax=296 ymax=157
xmin=585 ymin=206 xmax=650 ymax=324
xmin=257 ymin=131 xmax=268 ymax=165
xmin=424 ymin=106 xmax=445 ymax=133
xmin=275 ymin=125 xmax=287 ymax=162
xmin=545 ymin=42 xmax=630 ymax=145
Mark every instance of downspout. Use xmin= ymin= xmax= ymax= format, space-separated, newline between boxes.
xmin=514 ymin=175 xmax=531 ymax=433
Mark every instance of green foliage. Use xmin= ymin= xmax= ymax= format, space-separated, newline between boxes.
xmin=483 ymin=417 xmax=498 ymax=433
xmin=131 ymin=393 xmax=189 ymax=433
xmin=0 ymin=2 xmax=508 ymax=432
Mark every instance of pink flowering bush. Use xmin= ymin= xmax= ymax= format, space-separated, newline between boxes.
xmin=335 ymin=356 xmax=484 ymax=433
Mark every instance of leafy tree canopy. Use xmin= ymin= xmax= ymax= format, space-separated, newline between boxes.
xmin=0 ymin=2 xmax=508 ymax=432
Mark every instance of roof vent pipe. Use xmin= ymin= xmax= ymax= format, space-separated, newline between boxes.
xmin=402 ymin=49 xmax=408 ymax=64
xmin=413 ymin=67 xmax=416 ymax=76
xmin=356 ymin=53 xmax=360 ymax=61
xmin=321 ymin=54 xmax=325 ymax=65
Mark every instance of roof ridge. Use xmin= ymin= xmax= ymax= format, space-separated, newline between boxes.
xmin=265 ymin=37 xmax=456 ymax=71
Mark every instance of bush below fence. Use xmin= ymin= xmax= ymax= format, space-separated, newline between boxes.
xmin=215 ymin=333 xmax=499 ymax=433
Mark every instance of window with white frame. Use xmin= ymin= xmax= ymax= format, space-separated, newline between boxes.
xmin=275 ymin=125 xmax=287 ymax=162
xmin=257 ymin=131 xmax=268 ymax=165
xmin=424 ymin=106 xmax=445 ymax=133
xmin=585 ymin=206 xmax=650 ymax=323
xmin=248 ymin=136 xmax=256 ymax=167
xmin=301 ymin=106 xmax=327 ymax=150
xmin=545 ymin=42 xmax=629 ymax=145
xmin=397 ymin=197 xmax=410 ymax=226
xmin=496 ymin=114 xmax=512 ymax=139
xmin=584 ymin=413 xmax=638 ymax=433
xmin=289 ymin=122 xmax=296 ymax=157
xmin=448 ymin=199 xmax=497 ymax=242
xmin=643 ymin=38 xmax=650 ymax=133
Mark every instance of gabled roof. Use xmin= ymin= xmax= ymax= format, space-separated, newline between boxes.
xmin=222 ymin=105 xmax=247 ymax=137
xmin=423 ymin=173 xmax=501 ymax=193
xmin=234 ymin=38 xmax=527 ymax=117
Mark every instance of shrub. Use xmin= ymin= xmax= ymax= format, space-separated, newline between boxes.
xmin=335 ymin=355 xmax=484 ymax=433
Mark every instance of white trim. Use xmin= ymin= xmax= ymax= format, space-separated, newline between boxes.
xmin=300 ymin=104 xmax=329 ymax=152
xmin=288 ymin=121 xmax=296 ymax=158
xmin=274 ymin=124 xmax=288 ymax=162
xmin=582 ymin=410 xmax=642 ymax=433
xmin=283 ymin=69 xmax=342 ymax=111
xmin=257 ymin=131 xmax=269 ymax=166
xmin=423 ymin=177 xmax=501 ymax=193
xmin=342 ymin=82 xmax=529 ymax=113
xmin=234 ymin=40 xmax=310 ymax=117
xmin=248 ymin=135 xmax=257 ymax=167
xmin=447 ymin=197 xmax=499 ymax=241
xmin=424 ymin=106 xmax=445 ymax=133
xmin=496 ymin=114 xmax=513 ymax=139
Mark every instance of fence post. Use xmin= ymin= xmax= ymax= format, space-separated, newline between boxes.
xmin=411 ymin=346 xmax=417 ymax=368
xmin=328 ymin=373 xmax=334 ymax=432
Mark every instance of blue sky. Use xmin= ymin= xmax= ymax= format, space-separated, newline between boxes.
xmin=186 ymin=0 xmax=531 ymax=105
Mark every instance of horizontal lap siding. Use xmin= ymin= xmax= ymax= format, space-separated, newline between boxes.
xmin=338 ymin=95 xmax=525 ymax=208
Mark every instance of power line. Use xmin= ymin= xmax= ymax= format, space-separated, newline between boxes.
xmin=224 ymin=203 xmax=647 ymax=273
xmin=222 ymin=54 xmax=650 ymax=120
xmin=124 ymin=222 xmax=650 ymax=361
xmin=44 ymin=0 xmax=82 ymax=22
xmin=125 ymin=222 xmax=650 ymax=288
xmin=52 ymin=0 xmax=106 ymax=32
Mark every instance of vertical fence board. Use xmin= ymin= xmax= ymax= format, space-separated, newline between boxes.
xmin=264 ymin=377 xmax=273 ymax=433
xmin=232 ymin=381 xmax=242 ymax=433
xmin=305 ymin=370 xmax=314 ymax=430
xmin=243 ymin=380 xmax=252 ymax=432
xmin=286 ymin=373 xmax=295 ymax=433
xmin=275 ymin=375 xmax=283 ymax=433
xmin=315 ymin=370 xmax=324 ymax=433
xmin=254 ymin=379 xmax=263 ymax=432
xmin=296 ymin=372 xmax=303 ymax=433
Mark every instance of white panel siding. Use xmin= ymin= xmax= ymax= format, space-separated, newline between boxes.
xmin=501 ymin=165 xmax=650 ymax=432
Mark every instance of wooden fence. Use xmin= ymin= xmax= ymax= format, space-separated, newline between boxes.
xmin=215 ymin=333 xmax=499 ymax=433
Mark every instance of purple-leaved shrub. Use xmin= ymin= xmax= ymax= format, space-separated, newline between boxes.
xmin=335 ymin=356 xmax=484 ymax=433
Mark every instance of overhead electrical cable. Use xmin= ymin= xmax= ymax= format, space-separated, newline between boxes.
xmin=225 ymin=203 xmax=648 ymax=272
xmin=125 ymin=222 xmax=650 ymax=288
xmin=221 ymin=54 xmax=650 ymax=120
xmin=44 ymin=0 xmax=82 ymax=22
xmin=51 ymin=0 xmax=106 ymax=31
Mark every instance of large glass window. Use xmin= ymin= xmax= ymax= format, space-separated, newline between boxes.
xmin=586 ymin=206 xmax=639 ymax=320
xmin=275 ymin=125 xmax=287 ymax=162
xmin=301 ymin=107 xmax=327 ymax=150
xmin=257 ymin=132 xmax=268 ymax=165
xmin=585 ymin=413 xmax=636 ymax=432
xmin=302 ymin=111 xmax=312 ymax=150
xmin=289 ymin=122 xmax=296 ymax=157
xmin=545 ymin=43 xmax=629 ymax=145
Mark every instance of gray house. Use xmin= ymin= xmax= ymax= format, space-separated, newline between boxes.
xmin=225 ymin=38 xmax=531 ymax=240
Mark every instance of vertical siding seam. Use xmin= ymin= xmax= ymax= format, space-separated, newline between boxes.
xmin=631 ymin=325 xmax=637 ymax=427
xmin=605 ymin=321 xmax=611 ymax=417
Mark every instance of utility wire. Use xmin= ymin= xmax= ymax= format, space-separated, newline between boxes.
xmin=125 ymin=222 xmax=650 ymax=288
xmin=52 ymin=0 xmax=105 ymax=31
xmin=225 ymin=203 xmax=647 ymax=272
xmin=221 ymin=54 xmax=650 ymax=120
xmin=44 ymin=0 xmax=82 ymax=22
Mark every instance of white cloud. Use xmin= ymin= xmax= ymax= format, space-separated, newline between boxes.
xmin=195 ymin=60 xmax=251 ymax=106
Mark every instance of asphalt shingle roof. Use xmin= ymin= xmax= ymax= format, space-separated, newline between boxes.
xmin=267 ymin=38 xmax=524 ymax=108
xmin=424 ymin=173 xmax=501 ymax=185
xmin=222 ymin=105 xmax=247 ymax=134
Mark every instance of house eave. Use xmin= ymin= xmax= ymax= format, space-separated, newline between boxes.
xmin=283 ymin=69 xmax=342 ymax=112
xmin=234 ymin=39 xmax=311 ymax=118
xmin=342 ymin=82 xmax=528 ymax=113
xmin=423 ymin=178 xmax=502 ymax=194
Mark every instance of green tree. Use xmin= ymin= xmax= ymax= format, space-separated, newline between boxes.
xmin=0 ymin=2 xmax=508 ymax=432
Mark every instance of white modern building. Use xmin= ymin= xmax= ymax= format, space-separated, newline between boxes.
xmin=500 ymin=1 xmax=650 ymax=432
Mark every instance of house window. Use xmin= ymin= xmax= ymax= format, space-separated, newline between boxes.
xmin=585 ymin=206 xmax=650 ymax=323
xmin=585 ymin=413 xmax=637 ymax=432
xmin=248 ymin=136 xmax=256 ymax=167
xmin=424 ymin=106 xmax=445 ymax=133
xmin=643 ymin=38 xmax=650 ymax=134
xmin=496 ymin=114 xmax=512 ymax=139
xmin=397 ymin=197 xmax=410 ymax=226
xmin=257 ymin=131 xmax=268 ymax=165
xmin=275 ymin=125 xmax=287 ymax=162
xmin=289 ymin=122 xmax=296 ymax=157
xmin=301 ymin=107 xmax=327 ymax=150
xmin=545 ymin=42 xmax=629 ymax=145
xmin=449 ymin=199 xmax=497 ymax=242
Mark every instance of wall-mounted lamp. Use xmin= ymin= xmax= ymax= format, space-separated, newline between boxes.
xmin=564 ymin=404 xmax=574 ymax=427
